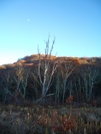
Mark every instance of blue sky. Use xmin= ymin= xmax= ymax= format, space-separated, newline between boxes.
xmin=0 ymin=0 xmax=101 ymax=65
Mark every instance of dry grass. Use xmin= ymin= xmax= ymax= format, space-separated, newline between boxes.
xmin=0 ymin=104 xmax=101 ymax=134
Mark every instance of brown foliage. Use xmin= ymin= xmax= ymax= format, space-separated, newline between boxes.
xmin=66 ymin=95 xmax=73 ymax=103
xmin=0 ymin=55 xmax=101 ymax=71
xmin=0 ymin=66 xmax=6 ymax=69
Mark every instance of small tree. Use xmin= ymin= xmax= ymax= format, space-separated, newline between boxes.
xmin=37 ymin=37 xmax=58 ymax=103
xmin=2 ymin=71 xmax=14 ymax=103
xmin=80 ymin=65 xmax=100 ymax=103
xmin=60 ymin=61 xmax=76 ymax=103
xmin=74 ymin=77 xmax=83 ymax=103
xmin=14 ymin=66 xmax=29 ymax=103
xmin=30 ymin=66 xmax=41 ymax=100
xmin=54 ymin=68 xmax=62 ymax=104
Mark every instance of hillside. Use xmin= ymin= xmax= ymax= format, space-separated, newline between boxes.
xmin=0 ymin=54 xmax=101 ymax=70
xmin=0 ymin=54 xmax=101 ymax=106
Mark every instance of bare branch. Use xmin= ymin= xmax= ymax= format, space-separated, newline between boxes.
xmin=37 ymin=37 xmax=57 ymax=103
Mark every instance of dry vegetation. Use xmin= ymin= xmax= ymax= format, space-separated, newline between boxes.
xmin=0 ymin=104 xmax=101 ymax=134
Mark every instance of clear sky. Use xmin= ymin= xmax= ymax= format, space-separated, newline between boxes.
xmin=0 ymin=0 xmax=101 ymax=65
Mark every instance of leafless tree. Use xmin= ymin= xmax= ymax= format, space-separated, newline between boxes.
xmin=54 ymin=69 xmax=62 ymax=104
xmin=2 ymin=72 xmax=14 ymax=103
xmin=14 ymin=66 xmax=29 ymax=102
xmin=73 ymin=77 xmax=84 ymax=103
xmin=60 ymin=61 xmax=76 ymax=103
xmin=30 ymin=67 xmax=41 ymax=100
xmin=80 ymin=65 xmax=100 ymax=103
xmin=37 ymin=37 xmax=58 ymax=103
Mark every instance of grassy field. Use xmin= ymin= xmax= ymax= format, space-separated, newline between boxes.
xmin=0 ymin=104 xmax=101 ymax=134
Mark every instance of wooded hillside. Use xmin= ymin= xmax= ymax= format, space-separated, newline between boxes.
xmin=0 ymin=54 xmax=101 ymax=106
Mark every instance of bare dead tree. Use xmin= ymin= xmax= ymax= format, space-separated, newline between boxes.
xmin=1 ymin=70 xmax=21 ymax=104
xmin=80 ymin=65 xmax=100 ymax=103
xmin=2 ymin=72 xmax=14 ymax=103
xmin=30 ymin=67 xmax=41 ymax=100
xmin=67 ymin=80 xmax=73 ymax=96
xmin=14 ymin=66 xmax=29 ymax=102
xmin=73 ymin=77 xmax=83 ymax=103
xmin=37 ymin=37 xmax=58 ymax=103
xmin=54 ymin=69 xmax=62 ymax=104
xmin=60 ymin=61 xmax=76 ymax=103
